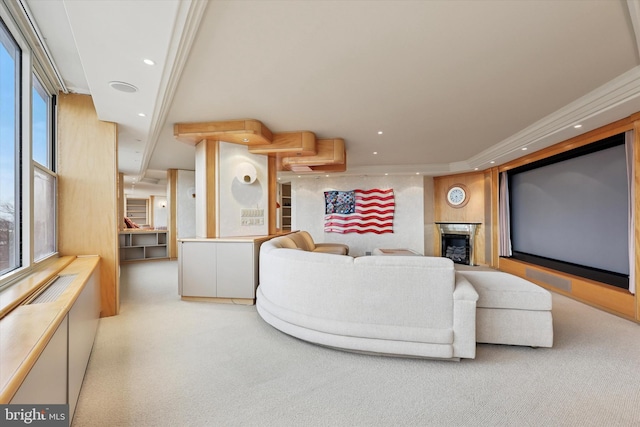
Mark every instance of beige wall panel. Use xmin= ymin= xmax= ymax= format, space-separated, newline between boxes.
xmin=57 ymin=93 xmax=119 ymax=317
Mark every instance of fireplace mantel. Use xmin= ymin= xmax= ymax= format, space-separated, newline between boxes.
xmin=435 ymin=222 xmax=481 ymax=235
xmin=436 ymin=222 xmax=481 ymax=266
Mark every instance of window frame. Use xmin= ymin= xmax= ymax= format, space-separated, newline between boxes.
xmin=0 ymin=4 xmax=58 ymax=291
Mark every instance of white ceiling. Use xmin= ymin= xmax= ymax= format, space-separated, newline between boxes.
xmin=23 ymin=0 xmax=640 ymax=186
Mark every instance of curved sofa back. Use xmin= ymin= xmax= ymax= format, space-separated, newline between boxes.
xmin=259 ymin=236 xmax=457 ymax=341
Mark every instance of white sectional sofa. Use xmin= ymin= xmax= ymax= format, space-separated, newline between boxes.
xmin=256 ymin=235 xmax=479 ymax=360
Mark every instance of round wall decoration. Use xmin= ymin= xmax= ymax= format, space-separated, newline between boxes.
xmin=446 ymin=184 xmax=469 ymax=208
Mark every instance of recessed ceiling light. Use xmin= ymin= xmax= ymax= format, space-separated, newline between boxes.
xmin=574 ymin=124 xmax=582 ymax=128
xmin=325 ymin=175 xmax=329 ymax=177
xmin=474 ymin=168 xmax=479 ymax=171
xmin=490 ymin=161 xmax=495 ymax=164
xmin=242 ymin=138 xmax=250 ymax=143
xmin=108 ymin=81 xmax=138 ymax=93
xmin=373 ymin=151 xmax=378 ymax=155
xmin=138 ymin=113 xmax=146 ymax=117
xmin=521 ymin=147 xmax=528 ymax=151
xmin=384 ymin=173 xmax=389 ymax=176
xmin=416 ymin=172 xmax=420 ymax=175
xmin=377 ymin=131 xmax=383 ymax=135
xmin=143 ymin=58 xmax=155 ymax=65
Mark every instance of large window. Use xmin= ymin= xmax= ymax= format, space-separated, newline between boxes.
xmin=0 ymin=12 xmax=57 ymax=287
xmin=0 ymin=18 xmax=20 ymax=276
xmin=32 ymin=74 xmax=56 ymax=261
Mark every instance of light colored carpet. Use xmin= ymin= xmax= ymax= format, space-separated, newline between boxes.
xmin=72 ymin=260 xmax=640 ymax=426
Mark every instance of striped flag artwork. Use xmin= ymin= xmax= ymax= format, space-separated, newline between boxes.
xmin=324 ymin=189 xmax=395 ymax=234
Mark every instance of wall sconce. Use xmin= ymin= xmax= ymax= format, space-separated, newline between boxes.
xmin=236 ymin=162 xmax=257 ymax=184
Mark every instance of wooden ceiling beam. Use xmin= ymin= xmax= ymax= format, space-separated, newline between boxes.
xmin=174 ymin=119 xmax=348 ymax=174
xmin=281 ymin=138 xmax=345 ymax=167
xmin=248 ymin=131 xmax=317 ymax=156
xmin=174 ymin=119 xmax=273 ymax=145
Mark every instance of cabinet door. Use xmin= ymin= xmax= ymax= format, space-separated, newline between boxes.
xmin=180 ymin=241 xmax=217 ymax=297
xmin=217 ymin=243 xmax=254 ymax=298
xmin=11 ymin=316 xmax=68 ymax=404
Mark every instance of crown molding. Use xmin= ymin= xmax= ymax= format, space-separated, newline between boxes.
xmin=467 ymin=65 xmax=640 ymax=169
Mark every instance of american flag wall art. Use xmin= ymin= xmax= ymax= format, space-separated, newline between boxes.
xmin=324 ymin=189 xmax=395 ymax=234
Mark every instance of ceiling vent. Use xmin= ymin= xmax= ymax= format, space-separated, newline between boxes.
xmin=108 ymin=81 xmax=138 ymax=93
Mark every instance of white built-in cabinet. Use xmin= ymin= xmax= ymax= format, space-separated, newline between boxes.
xmin=119 ymin=230 xmax=168 ymax=262
xmin=9 ymin=259 xmax=100 ymax=422
xmin=178 ymin=237 xmax=271 ymax=302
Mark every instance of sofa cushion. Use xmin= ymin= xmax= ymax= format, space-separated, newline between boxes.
xmin=312 ymin=243 xmax=349 ymax=255
xmin=288 ymin=232 xmax=314 ymax=251
xmin=459 ymin=270 xmax=551 ymax=311
xmin=269 ymin=236 xmax=299 ymax=250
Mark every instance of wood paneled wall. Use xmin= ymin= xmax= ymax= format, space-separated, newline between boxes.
xmin=433 ymin=172 xmax=489 ymax=265
xmin=57 ymin=94 xmax=119 ymax=317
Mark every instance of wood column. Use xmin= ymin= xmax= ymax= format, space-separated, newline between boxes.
xmin=195 ymin=139 xmax=219 ymax=238
xmin=268 ymin=156 xmax=277 ymax=235
xmin=57 ymin=93 xmax=119 ymax=317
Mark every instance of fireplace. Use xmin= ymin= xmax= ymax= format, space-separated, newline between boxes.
xmin=436 ymin=222 xmax=480 ymax=266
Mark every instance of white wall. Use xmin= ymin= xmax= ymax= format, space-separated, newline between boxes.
xmin=177 ymin=170 xmax=196 ymax=238
xmin=218 ymin=142 xmax=268 ymax=237
xmin=151 ymin=196 xmax=168 ymax=229
xmin=293 ymin=175 xmax=425 ymax=256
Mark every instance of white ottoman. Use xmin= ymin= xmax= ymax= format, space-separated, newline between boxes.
xmin=458 ymin=270 xmax=553 ymax=348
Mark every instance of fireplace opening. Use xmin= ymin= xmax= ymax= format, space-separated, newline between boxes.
xmin=441 ymin=234 xmax=470 ymax=265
